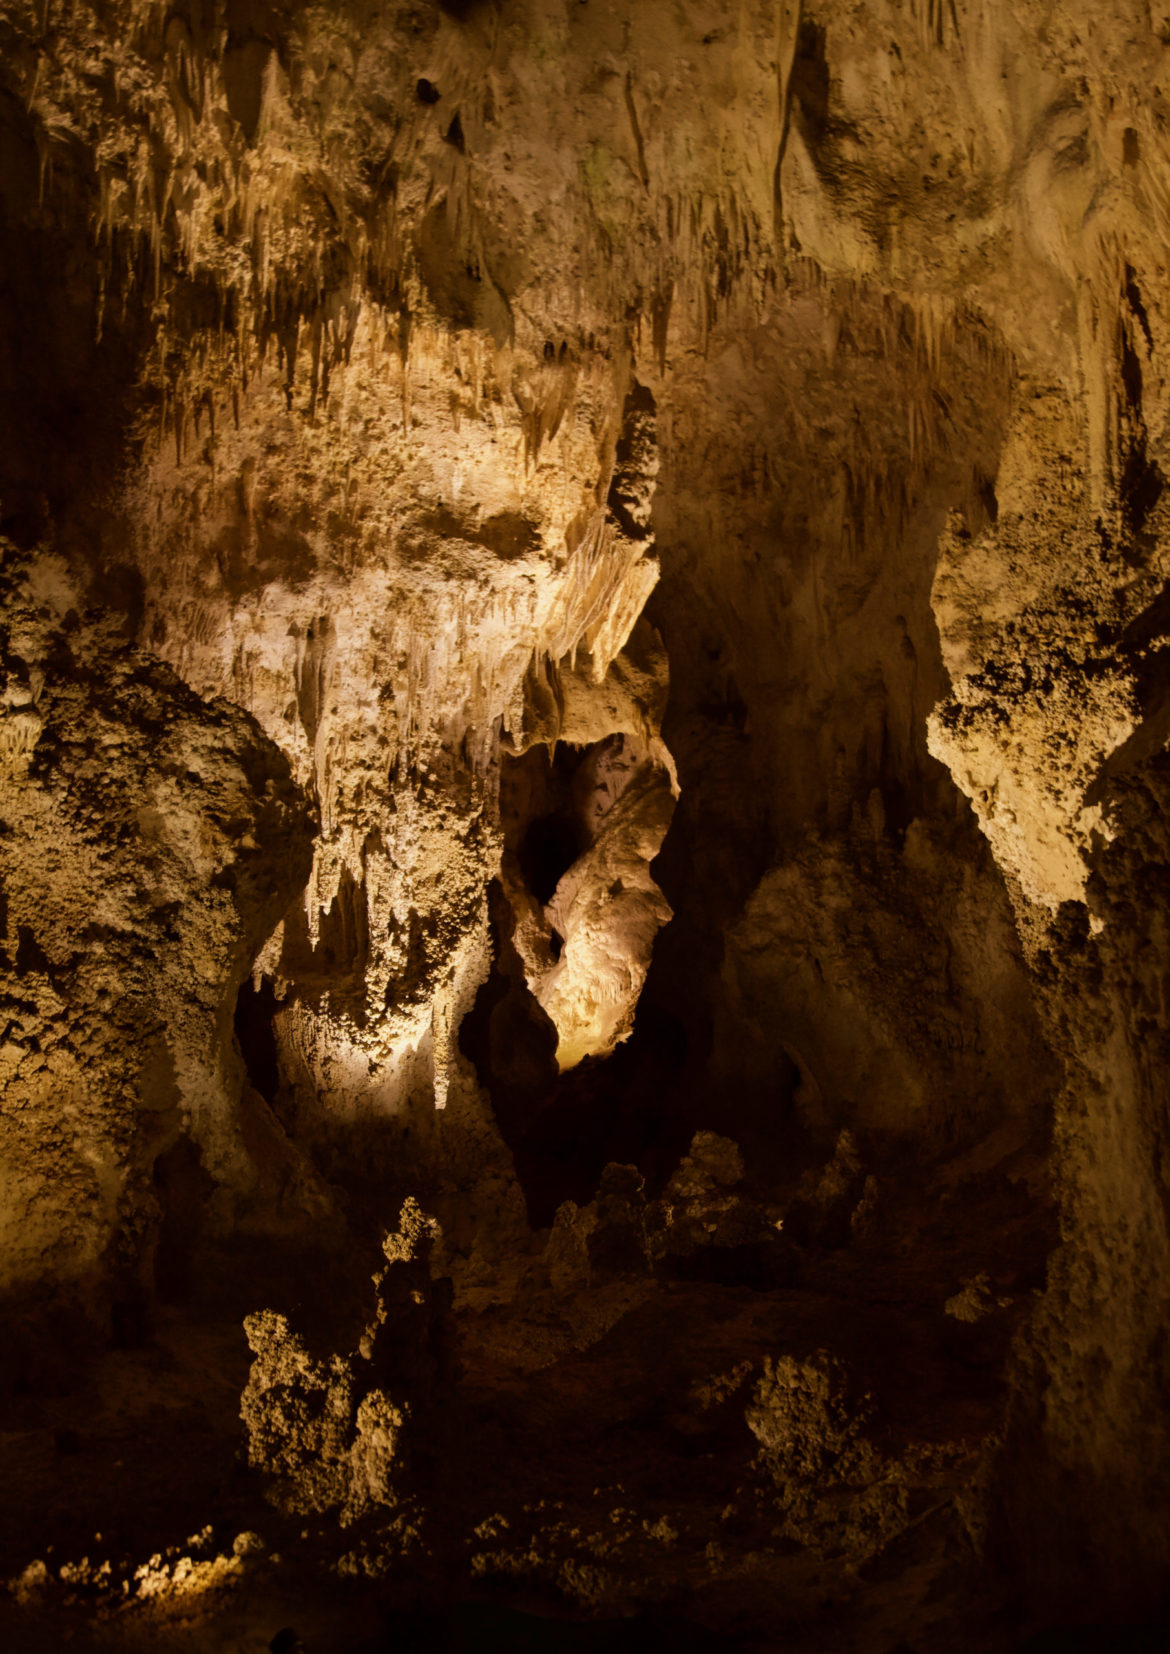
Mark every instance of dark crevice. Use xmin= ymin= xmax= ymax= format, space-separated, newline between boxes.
xmin=607 ymin=381 xmax=657 ymax=541
xmin=1121 ymin=450 xmax=1163 ymax=537
xmin=1121 ymin=332 xmax=1143 ymax=413
xmin=15 ymin=924 xmax=51 ymax=977
xmin=519 ymin=811 xmax=581 ymax=905
xmin=460 ymin=757 xmax=697 ymax=1226
xmin=501 ymin=740 xmax=593 ymax=907
xmin=790 ymin=20 xmax=830 ymax=145
xmin=459 ymin=896 xmax=695 ymax=1227
xmin=235 ymin=973 xmax=281 ymax=1105
xmin=1125 ymin=266 xmax=1153 ymax=351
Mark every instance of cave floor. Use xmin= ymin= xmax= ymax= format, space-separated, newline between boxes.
xmin=0 ymin=1142 xmax=1061 ymax=1653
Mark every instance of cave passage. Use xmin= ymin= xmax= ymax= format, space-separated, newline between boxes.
xmin=518 ymin=808 xmax=581 ymax=907
xmin=235 ymin=975 xmax=281 ymax=1105
xmin=2 ymin=1 xmax=1165 ymax=1646
xmin=501 ymin=739 xmax=591 ymax=910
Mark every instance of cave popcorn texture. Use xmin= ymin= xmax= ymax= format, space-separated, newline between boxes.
xmin=2 ymin=0 xmax=1170 ymax=1647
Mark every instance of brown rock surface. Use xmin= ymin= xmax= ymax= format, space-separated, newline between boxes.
xmin=1 ymin=0 xmax=1169 ymax=1648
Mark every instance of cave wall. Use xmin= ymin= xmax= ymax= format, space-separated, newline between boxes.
xmin=1 ymin=0 xmax=1170 ymax=1624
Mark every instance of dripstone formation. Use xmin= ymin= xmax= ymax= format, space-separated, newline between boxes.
xmin=1 ymin=1 xmax=1169 ymax=1648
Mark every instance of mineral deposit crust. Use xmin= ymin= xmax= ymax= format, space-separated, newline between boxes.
xmin=1 ymin=0 xmax=1169 ymax=1646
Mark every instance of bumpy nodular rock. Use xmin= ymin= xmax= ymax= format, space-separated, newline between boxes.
xmin=241 ymin=1200 xmax=449 ymax=1525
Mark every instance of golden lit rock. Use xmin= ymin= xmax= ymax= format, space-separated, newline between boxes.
xmin=3 ymin=0 xmax=1170 ymax=1646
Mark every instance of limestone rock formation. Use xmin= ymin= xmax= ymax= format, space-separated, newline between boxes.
xmin=0 ymin=544 xmax=321 ymax=1378
xmin=2 ymin=0 xmax=1170 ymax=1648
xmin=240 ymin=1197 xmax=447 ymax=1527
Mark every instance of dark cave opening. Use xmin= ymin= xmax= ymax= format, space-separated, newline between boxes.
xmin=471 ymin=684 xmax=808 ymax=1223
xmin=459 ymin=878 xmax=696 ymax=1228
xmin=467 ymin=731 xmax=700 ymax=1223
xmin=501 ymin=739 xmax=591 ymax=908
xmin=504 ymin=994 xmax=696 ymax=1225
xmin=518 ymin=810 xmax=582 ymax=906
xmin=234 ymin=974 xmax=281 ymax=1105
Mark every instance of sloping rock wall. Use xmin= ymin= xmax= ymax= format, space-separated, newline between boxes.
xmin=2 ymin=0 xmax=1170 ymax=1637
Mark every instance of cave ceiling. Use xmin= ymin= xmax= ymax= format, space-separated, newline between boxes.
xmin=1 ymin=0 xmax=1170 ymax=1648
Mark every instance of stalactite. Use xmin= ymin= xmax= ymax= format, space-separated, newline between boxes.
xmin=7 ymin=1 xmax=1170 ymax=1645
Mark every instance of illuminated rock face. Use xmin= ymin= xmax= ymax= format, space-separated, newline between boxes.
xmin=3 ymin=0 xmax=1170 ymax=1644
